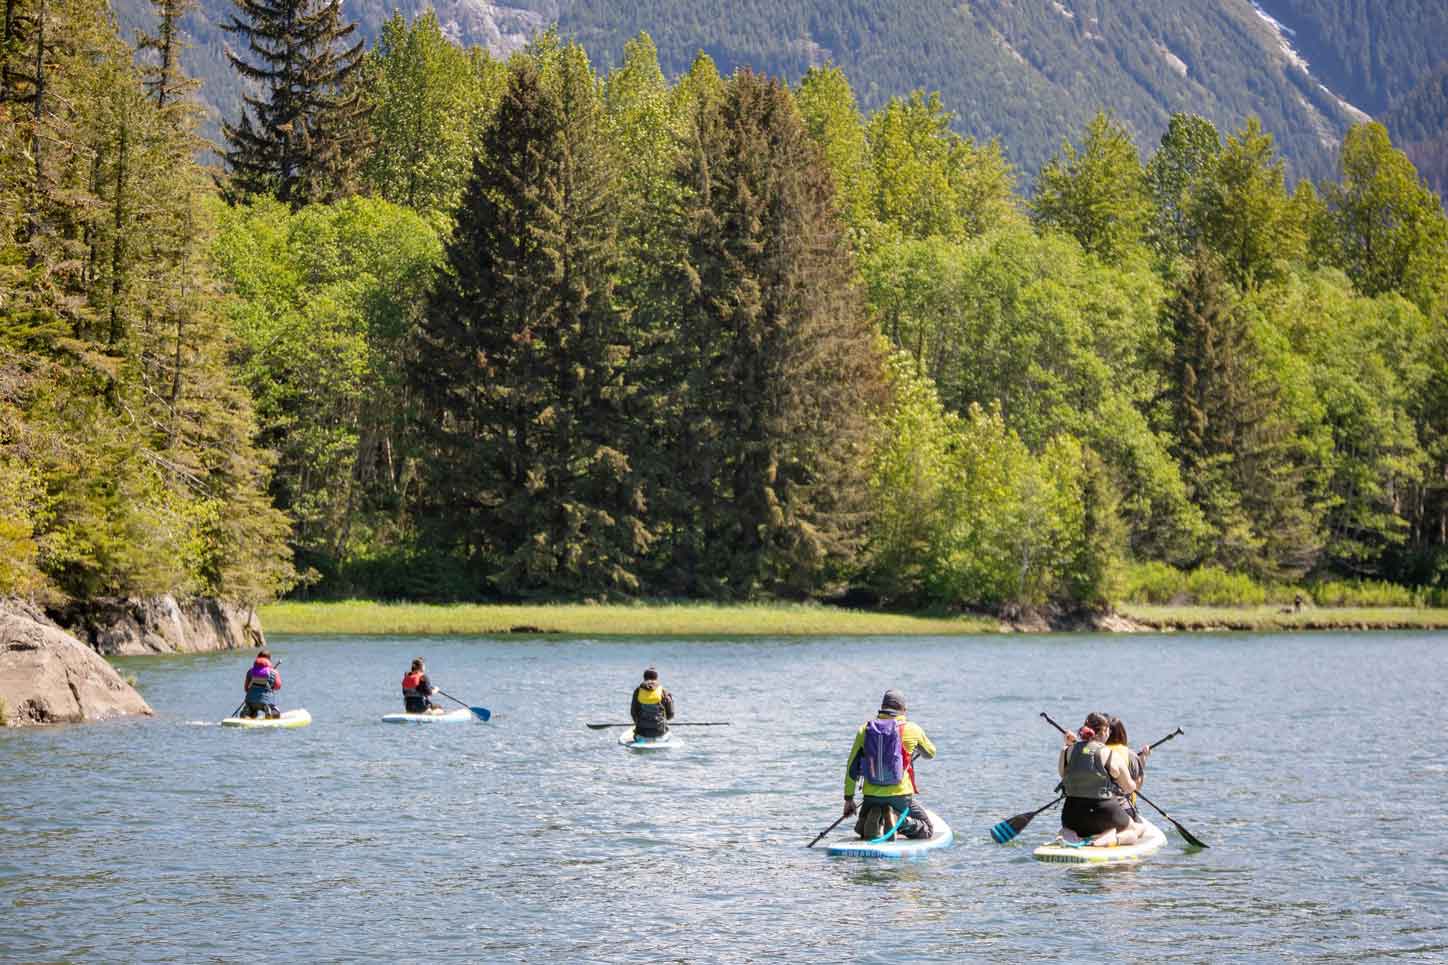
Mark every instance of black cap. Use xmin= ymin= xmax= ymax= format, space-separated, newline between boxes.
xmin=643 ymin=668 xmax=659 ymax=681
xmin=880 ymin=689 xmax=906 ymax=714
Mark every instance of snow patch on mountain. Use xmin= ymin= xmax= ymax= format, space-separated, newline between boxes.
xmin=1249 ymin=1 xmax=1372 ymax=123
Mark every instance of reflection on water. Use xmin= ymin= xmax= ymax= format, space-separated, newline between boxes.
xmin=2 ymin=632 xmax=1446 ymax=962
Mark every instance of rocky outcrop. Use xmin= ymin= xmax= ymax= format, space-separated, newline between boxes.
xmin=996 ymin=604 xmax=1153 ymax=633
xmin=47 ymin=596 xmax=265 ymax=656
xmin=0 ymin=602 xmax=153 ymax=725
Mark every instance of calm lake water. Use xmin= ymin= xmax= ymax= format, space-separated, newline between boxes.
xmin=3 ymin=632 xmax=1446 ymax=962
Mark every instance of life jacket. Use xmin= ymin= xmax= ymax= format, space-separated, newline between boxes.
xmin=1063 ymin=739 xmax=1117 ymax=800
xmin=849 ymin=718 xmax=912 ymax=789
xmin=634 ymin=684 xmax=668 ymax=732
xmin=401 ymin=671 xmax=425 ymax=700
xmin=245 ymin=660 xmax=278 ymax=703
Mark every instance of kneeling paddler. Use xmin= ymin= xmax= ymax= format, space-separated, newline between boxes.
xmin=843 ymin=689 xmax=937 ymax=840
xmin=630 ymin=668 xmax=675 ymax=738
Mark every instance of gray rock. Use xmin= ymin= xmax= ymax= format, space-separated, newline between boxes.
xmin=0 ymin=604 xmax=153 ymax=725
xmin=48 ymin=596 xmax=265 ymax=656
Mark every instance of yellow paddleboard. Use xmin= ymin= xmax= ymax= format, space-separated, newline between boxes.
xmin=220 ymin=709 xmax=312 ymax=729
xmin=1033 ymin=819 xmax=1166 ymax=864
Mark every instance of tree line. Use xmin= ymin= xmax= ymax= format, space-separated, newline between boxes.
xmin=2 ymin=1 xmax=1446 ymax=609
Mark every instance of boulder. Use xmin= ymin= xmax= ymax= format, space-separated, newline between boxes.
xmin=0 ymin=603 xmax=153 ymax=725
xmin=48 ymin=595 xmax=265 ymax=656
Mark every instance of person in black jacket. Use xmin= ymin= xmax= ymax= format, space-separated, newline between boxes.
xmin=630 ymin=668 xmax=675 ymax=737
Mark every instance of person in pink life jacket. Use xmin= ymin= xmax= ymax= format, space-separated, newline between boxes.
xmin=843 ymin=689 xmax=937 ymax=840
xmin=241 ymin=650 xmax=282 ymax=719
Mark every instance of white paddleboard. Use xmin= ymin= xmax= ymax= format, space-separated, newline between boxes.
xmin=827 ymin=807 xmax=953 ymax=859
xmin=1033 ymin=819 xmax=1167 ymax=864
xmin=381 ymin=708 xmax=473 ymax=724
xmin=220 ymin=708 xmax=312 ymax=729
xmin=618 ymin=728 xmax=677 ymax=751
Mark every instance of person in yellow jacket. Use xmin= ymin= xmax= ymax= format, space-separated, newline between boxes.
xmin=843 ymin=689 xmax=937 ymax=839
xmin=630 ymin=668 xmax=675 ymax=737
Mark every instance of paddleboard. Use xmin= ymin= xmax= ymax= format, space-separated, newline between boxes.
xmin=381 ymin=708 xmax=473 ymax=724
xmin=827 ymin=807 xmax=953 ymax=859
xmin=1033 ymin=819 xmax=1167 ymax=864
xmin=618 ymin=728 xmax=677 ymax=751
xmin=220 ymin=708 xmax=312 ymax=729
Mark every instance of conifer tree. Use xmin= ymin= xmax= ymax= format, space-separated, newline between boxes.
xmin=413 ymin=52 xmax=649 ymax=598
xmin=221 ymin=0 xmax=368 ymax=208
xmin=136 ymin=0 xmax=197 ymax=111
xmin=661 ymin=69 xmax=885 ymax=598
xmin=1163 ymin=250 xmax=1322 ymax=576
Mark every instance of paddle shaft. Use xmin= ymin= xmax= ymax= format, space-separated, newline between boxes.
xmin=1041 ymin=712 xmax=1182 ymax=751
xmin=436 ymin=689 xmax=489 ymax=720
xmin=806 ymin=814 xmax=850 ymax=849
xmin=1133 ymin=790 xmax=1208 ymax=848
xmin=586 ymin=721 xmax=731 ymax=729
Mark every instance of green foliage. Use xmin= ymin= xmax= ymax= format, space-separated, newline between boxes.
xmin=1145 ymin=114 xmax=1221 ymax=265
xmin=214 ymin=195 xmax=441 ymax=592
xmin=1316 ymin=123 xmax=1448 ymax=314
xmin=1032 ymin=112 xmax=1152 ymax=265
xmin=659 ymin=69 xmax=886 ymax=598
xmin=360 ymin=11 xmax=505 ymax=218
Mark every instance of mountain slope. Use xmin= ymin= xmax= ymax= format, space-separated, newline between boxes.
xmin=112 ymin=0 xmax=1446 ymax=186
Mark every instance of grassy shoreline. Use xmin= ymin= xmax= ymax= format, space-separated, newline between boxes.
xmin=1118 ymin=604 xmax=1448 ymax=631
xmin=258 ymin=599 xmax=1448 ymax=636
xmin=259 ymin=600 xmax=998 ymax=636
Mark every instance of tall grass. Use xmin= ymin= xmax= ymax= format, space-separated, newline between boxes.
xmin=1119 ymin=563 xmax=1446 ymax=609
xmin=260 ymin=600 xmax=998 ymax=637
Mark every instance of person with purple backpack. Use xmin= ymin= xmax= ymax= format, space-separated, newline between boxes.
xmin=842 ymin=689 xmax=937 ymax=839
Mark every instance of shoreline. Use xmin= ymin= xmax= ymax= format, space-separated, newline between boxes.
xmin=258 ymin=600 xmax=1448 ymax=637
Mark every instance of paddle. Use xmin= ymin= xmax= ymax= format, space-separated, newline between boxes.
xmin=989 ymin=795 xmax=1063 ymax=844
xmin=585 ymin=721 xmax=731 ymax=729
xmin=1040 ymin=712 xmax=1207 ymax=849
xmin=436 ymin=689 xmax=491 ymax=722
xmin=1134 ymin=790 xmax=1208 ymax=849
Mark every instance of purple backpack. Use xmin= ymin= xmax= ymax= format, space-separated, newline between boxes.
xmin=850 ymin=719 xmax=905 ymax=785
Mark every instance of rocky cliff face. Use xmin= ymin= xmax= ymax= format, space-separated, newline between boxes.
xmin=0 ymin=602 xmax=154 ymax=725
xmin=47 ymin=596 xmax=266 ymax=656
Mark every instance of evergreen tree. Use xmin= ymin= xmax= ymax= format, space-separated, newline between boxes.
xmin=135 ymin=0 xmax=197 ymax=111
xmin=221 ymin=0 xmax=368 ymax=208
xmin=412 ymin=52 xmax=649 ymax=598
xmin=661 ymin=69 xmax=885 ymax=597
xmin=1163 ymin=251 xmax=1321 ymax=576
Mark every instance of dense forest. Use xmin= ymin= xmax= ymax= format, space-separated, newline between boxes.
xmin=109 ymin=0 xmax=1448 ymax=189
xmin=3 ymin=1 xmax=1448 ymax=610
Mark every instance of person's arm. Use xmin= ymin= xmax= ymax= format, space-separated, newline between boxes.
xmin=419 ymin=673 xmax=435 ymax=695
xmin=907 ymin=723 xmax=936 ymax=759
xmin=662 ymin=691 xmax=675 ymax=720
xmin=629 ymin=688 xmax=641 ymax=724
xmin=843 ymin=727 xmax=866 ymax=799
xmin=1058 ymin=746 xmax=1069 ymax=779
xmin=1107 ymin=747 xmax=1137 ymax=795
xmin=271 ymin=669 xmax=281 ymax=691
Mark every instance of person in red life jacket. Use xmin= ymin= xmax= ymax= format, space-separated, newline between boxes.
xmin=630 ymin=668 xmax=675 ymax=737
xmin=241 ymin=650 xmax=281 ymax=719
xmin=401 ymin=657 xmax=442 ymax=714
xmin=843 ymin=689 xmax=937 ymax=839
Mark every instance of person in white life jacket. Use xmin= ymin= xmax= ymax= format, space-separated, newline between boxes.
xmin=630 ymin=668 xmax=675 ymax=737
xmin=241 ymin=650 xmax=282 ymax=719
xmin=843 ymin=689 xmax=937 ymax=840
xmin=1057 ymin=711 xmax=1141 ymax=846
xmin=401 ymin=657 xmax=442 ymax=714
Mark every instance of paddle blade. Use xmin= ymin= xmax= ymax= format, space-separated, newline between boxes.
xmin=990 ymin=810 xmax=1038 ymax=844
xmin=989 ymin=819 xmax=1020 ymax=844
xmin=1168 ymin=818 xmax=1208 ymax=849
xmin=470 ymin=707 xmax=491 ymax=722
